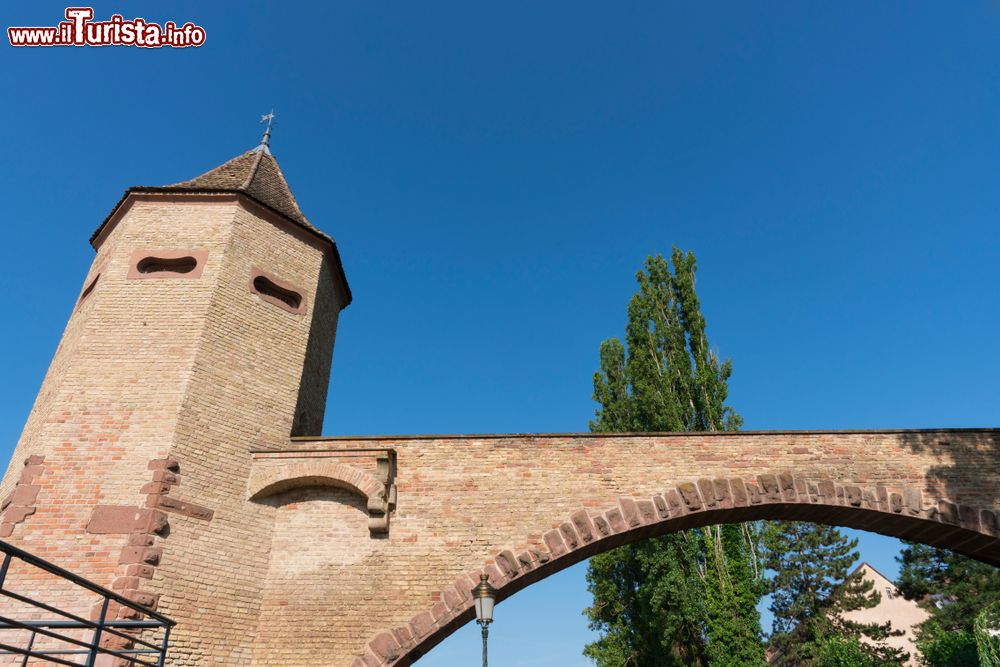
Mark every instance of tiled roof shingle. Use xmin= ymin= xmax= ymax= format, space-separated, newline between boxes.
xmin=90 ymin=147 xmax=351 ymax=306
xmin=169 ymin=148 xmax=314 ymax=232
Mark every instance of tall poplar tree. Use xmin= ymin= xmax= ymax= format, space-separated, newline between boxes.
xmin=583 ymin=250 xmax=765 ymax=667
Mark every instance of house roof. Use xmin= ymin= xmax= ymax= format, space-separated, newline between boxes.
xmin=91 ymin=146 xmax=352 ymax=306
xmin=853 ymin=562 xmax=895 ymax=586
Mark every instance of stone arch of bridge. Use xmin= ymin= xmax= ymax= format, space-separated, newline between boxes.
xmin=355 ymin=472 xmax=999 ymax=667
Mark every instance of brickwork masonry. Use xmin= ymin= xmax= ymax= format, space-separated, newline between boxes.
xmin=0 ymin=455 xmax=45 ymax=537
xmin=0 ymin=182 xmax=995 ymax=667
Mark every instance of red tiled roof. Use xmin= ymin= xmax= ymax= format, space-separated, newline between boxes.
xmin=167 ymin=149 xmax=314 ymax=231
xmin=91 ymin=148 xmax=352 ymax=306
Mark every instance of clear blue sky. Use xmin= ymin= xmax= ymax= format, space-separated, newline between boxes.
xmin=2 ymin=3 xmax=998 ymax=665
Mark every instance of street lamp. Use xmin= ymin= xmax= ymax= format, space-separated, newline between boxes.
xmin=472 ymin=573 xmax=497 ymax=667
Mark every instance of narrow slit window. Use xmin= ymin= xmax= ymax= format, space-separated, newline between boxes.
xmin=77 ymin=274 xmax=99 ymax=305
xmin=253 ymin=275 xmax=303 ymax=312
xmin=137 ymin=256 xmax=198 ymax=274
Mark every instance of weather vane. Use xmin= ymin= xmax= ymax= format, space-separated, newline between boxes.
xmin=259 ymin=110 xmax=276 ymax=152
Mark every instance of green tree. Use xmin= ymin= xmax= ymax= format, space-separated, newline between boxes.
xmin=917 ymin=631 xmax=978 ymax=667
xmin=704 ymin=523 xmax=767 ymax=666
xmin=896 ymin=544 xmax=1000 ymax=666
xmin=814 ymin=634 xmax=881 ymax=667
xmin=583 ymin=250 xmax=764 ymax=666
xmin=975 ymin=602 xmax=1000 ymax=667
xmin=763 ymin=522 xmax=907 ymax=666
xmin=584 ymin=533 xmax=709 ymax=666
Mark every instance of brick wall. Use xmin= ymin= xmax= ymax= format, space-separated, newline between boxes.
xmin=0 ymin=197 xmax=238 ymax=629
xmin=131 ymin=197 xmax=345 ymax=665
xmin=0 ymin=192 xmax=996 ymax=667
xmin=0 ymin=192 xmax=347 ymax=665
xmin=248 ymin=430 xmax=998 ymax=667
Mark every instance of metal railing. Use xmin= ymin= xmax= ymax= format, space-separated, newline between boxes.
xmin=0 ymin=540 xmax=174 ymax=666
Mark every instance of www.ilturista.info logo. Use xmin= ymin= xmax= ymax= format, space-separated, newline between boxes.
xmin=8 ymin=7 xmax=206 ymax=48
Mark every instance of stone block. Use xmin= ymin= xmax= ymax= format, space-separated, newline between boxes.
xmin=677 ymin=482 xmax=702 ymax=510
xmin=653 ymin=494 xmax=669 ymax=518
xmin=636 ymin=499 xmax=656 ymax=524
xmin=571 ymin=509 xmax=595 ymax=542
xmin=698 ymin=479 xmax=716 ymax=508
xmin=543 ymin=529 xmax=567 ymax=557
xmin=619 ymin=498 xmax=640 ymax=527
xmin=88 ymin=506 xmax=141 ymax=535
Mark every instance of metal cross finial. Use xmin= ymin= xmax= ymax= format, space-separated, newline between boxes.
xmin=258 ymin=110 xmax=276 ymax=153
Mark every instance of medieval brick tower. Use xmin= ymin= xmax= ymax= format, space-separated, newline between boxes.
xmin=0 ymin=137 xmax=351 ymax=663
xmin=0 ymin=134 xmax=997 ymax=667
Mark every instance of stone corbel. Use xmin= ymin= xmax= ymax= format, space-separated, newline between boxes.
xmin=249 ymin=447 xmax=399 ymax=537
xmin=367 ymin=451 xmax=397 ymax=535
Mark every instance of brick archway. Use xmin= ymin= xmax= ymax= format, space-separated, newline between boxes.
xmin=247 ymin=460 xmax=385 ymax=502
xmin=255 ymin=428 xmax=998 ymax=667
xmin=356 ymin=472 xmax=998 ymax=667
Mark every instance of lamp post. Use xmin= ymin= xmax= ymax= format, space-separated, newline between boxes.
xmin=472 ymin=574 xmax=497 ymax=667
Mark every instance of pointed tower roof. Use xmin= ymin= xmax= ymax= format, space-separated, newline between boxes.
xmin=165 ymin=148 xmax=313 ymax=231
xmin=92 ymin=146 xmax=351 ymax=306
